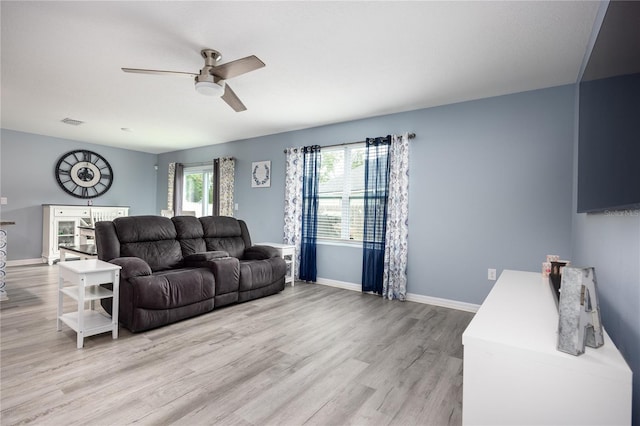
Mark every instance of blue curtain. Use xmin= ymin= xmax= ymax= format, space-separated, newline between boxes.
xmin=299 ymin=145 xmax=321 ymax=281
xmin=362 ymin=137 xmax=391 ymax=294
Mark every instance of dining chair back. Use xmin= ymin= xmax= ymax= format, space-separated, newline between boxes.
xmin=90 ymin=208 xmax=120 ymax=226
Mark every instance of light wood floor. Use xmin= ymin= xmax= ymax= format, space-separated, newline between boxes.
xmin=1 ymin=264 xmax=474 ymax=426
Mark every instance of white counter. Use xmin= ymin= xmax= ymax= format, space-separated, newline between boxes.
xmin=462 ymin=270 xmax=632 ymax=425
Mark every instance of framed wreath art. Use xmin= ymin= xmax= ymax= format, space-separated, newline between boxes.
xmin=251 ymin=160 xmax=271 ymax=188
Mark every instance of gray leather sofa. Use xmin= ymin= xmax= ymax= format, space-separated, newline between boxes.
xmin=95 ymin=215 xmax=286 ymax=332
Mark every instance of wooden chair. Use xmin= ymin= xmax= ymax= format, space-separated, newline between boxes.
xmin=78 ymin=208 xmax=120 ymax=244
xmin=90 ymin=208 xmax=120 ymax=226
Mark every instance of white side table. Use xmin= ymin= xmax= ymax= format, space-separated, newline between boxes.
xmin=255 ymin=242 xmax=296 ymax=286
xmin=57 ymin=259 xmax=121 ymax=349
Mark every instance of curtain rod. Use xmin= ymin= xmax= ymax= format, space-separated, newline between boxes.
xmin=283 ymin=132 xmax=415 ymax=153
xmin=185 ymin=161 xmax=211 ymax=167
xmin=182 ymin=157 xmax=234 ymax=167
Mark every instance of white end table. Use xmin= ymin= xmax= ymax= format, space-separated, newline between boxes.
xmin=255 ymin=242 xmax=296 ymax=286
xmin=57 ymin=259 xmax=121 ymax=349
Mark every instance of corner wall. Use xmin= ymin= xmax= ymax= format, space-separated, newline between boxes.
xmin=0 ymin=129 xmax=158 ymax=261
xmin=571 ymin=86 xmax=640 ymax=424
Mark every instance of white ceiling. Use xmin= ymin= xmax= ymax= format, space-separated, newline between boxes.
xmin=1 ymin=1 xmax=600 ymax=154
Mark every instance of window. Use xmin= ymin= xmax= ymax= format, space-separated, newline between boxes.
xmin=182 ymin=165 xmax=214 ymax=217
xmin=317 ymin=144 xmax=366 ymax=242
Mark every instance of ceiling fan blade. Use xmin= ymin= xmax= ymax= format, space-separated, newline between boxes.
xmin=221 ymin=84 xmax=247 ymax=112
xmin=121 ymin=68 xmax=197 ymax=77
xmin=212 ymin=55 xmax=265 ymax=79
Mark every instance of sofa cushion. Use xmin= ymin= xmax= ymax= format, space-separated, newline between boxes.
xmin=115 ymin=215 xmax=177 ymax=242
xmin=120 ymin=240 xmax=182 ymax=272
xmin=203 ymin=237 xmax=246 ymax=259
xmin=199 ymin=216 xmax=247 ymax=258
xmin=129 ymin=267 xmax=215 ymax=310
xmin=173 ymin=216 xmax=207 ymax=255
xmin=239 ymin=258 xmax=286 ymax=292
xmin=114 ymin=216 xmax=182 ymax=271
xmin=199 ymin=216 xmax=242 ymax=237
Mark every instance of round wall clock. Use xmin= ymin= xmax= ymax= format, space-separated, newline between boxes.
xmin=55 ymin=150 xmax=113 ymax=198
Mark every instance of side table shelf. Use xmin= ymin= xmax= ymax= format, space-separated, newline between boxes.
xmin=59 ymin=311 xmax=115 ymax=336
xmin=57 ymin=259 xmax=122 ymax=349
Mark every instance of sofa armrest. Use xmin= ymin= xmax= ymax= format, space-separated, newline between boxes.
xmin=109 ymin=257 xmax=152 ymax=279
xmin=186 ymin=257 xmax=240 ymax=294
xmin=208 ymin=257 xmax=240 ymax=290
xmin=243 ymin=245 xmax=280 ymax=260
xmin=183 ymin=251 xmax=229 ymax=264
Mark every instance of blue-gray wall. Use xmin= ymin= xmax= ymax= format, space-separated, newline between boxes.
xmin=156 ymin=85 xmax=576 ymax=304
xmin=0 ymin=129 xmax=157 ymax=261
xmin=0 ymin=86 xmax=577 ymax=298
xmin=572 ymin=212 xmax=639 ymax=422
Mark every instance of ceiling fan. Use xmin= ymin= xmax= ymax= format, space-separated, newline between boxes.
xmin=122 ymin=49 xmax=265 ymax=112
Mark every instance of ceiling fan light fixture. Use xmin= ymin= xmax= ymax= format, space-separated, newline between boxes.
xmin=123 ymin=48 xmax=263 ymax=111
xmin=195 ymin=80 xmax=224 ymax=97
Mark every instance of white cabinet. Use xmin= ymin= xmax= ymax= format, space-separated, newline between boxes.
xmin=462 ymin=270 xmax=632 ymax=426
xmin=42 ymin=204 xmax=129 ymax=265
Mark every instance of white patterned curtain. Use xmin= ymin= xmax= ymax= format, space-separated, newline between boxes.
xmin=167 ymin=162 xmax=176 ymax=212
xmin=218 ymin=158 xmax=235 ymax=217
xmin=283 ymin=147 xmax=304 ymax=279
xmin=382 ymin=133 xmax=410 ymax=300
xmin=167 ymin=163 xmax=184 ymax=215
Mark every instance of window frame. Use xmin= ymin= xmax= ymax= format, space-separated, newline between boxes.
xmin=317 ymin=143 xmax=366 ymax=244
xmin=182 ymin=164 xmax=214 ymax=217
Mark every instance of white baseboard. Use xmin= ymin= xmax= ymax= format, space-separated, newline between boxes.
xmin=405 ymin=293 xmax=479 ymax=313
xmin=315 ymin=277 xmax=361 ymax=292
xmin=315 ymin=277 xmax=480 ymax=313
xmin=6 ymin=258 xmax=44 ymax=267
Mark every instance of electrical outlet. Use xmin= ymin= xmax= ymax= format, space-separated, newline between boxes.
xmin=488 ymin=268 xmax=497 ymax=281
xmin=0 ymin=197 xmax=6 ymax=205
